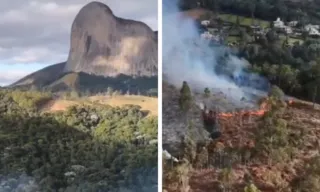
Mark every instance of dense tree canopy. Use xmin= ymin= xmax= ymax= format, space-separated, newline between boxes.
xmin=0 ymin=89 xmax=157 ymax=192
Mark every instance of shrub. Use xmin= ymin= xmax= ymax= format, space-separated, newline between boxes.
xmin=179 ymin=81 xmax=192 ymax=111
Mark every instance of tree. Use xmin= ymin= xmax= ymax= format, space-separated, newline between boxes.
xmin=306 ymin=78 xmax=320 ymax=108
xmin=305 ymin=63 xmax=320 ymax=107
xmin=70 ymin=90 xmax=79 ymax=99
xmin=236 ymin=15 xmax=240 ymax=28
xmin=266 ymin=30 xmax=279 ymax=44
xmin=244 ymin=183 xmax=261 ymax=192
xmin=107 ymin=87 xmax=114 ymax=96
xmin=248 ymin=0 xmax=256 ymax=24
xmin=179 ymin=81 xmax=192 ymax=112
xmin=204 ymin=88 xmax=210 ymax=97
xmin=268 ymin=85 xmax=284 ymax=101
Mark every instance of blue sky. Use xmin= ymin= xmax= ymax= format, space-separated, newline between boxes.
xmin=0 ymin=0 xmax=158 ymax=86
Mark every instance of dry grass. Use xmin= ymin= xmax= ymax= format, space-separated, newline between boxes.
xmin=167 ymin=101 xmax=320 ymax=192
xmin=180 ymin=8 xmax=213 ymax=20
xmin=89 ymin=95 xmax=158 ymax=116
xmin=40 ymin=95 xmax=158 ymax=116
xmin=163 ymin=85 xmax=320 ymax=192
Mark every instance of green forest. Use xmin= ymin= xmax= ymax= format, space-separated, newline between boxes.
xmin=0 ymin=89 xmax=157 ymax=192
xmin=180 ymin=0 xmax=320 ymax=23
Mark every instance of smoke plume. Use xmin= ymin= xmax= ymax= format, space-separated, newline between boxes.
xmin=162 ymin=0 xmax=269 ymax=103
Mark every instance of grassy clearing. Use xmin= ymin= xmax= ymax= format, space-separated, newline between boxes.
xmin=218 ymin=13 xmax=270 ymax=28
xmin=180 ymin=8 xmax=213 ymax=20
xmin=279 ymin=35 xmax=304 ymax=45
xmin=90 ymin=95 xmax=158 ymax=116
xmin=226 ymin=35 xmax=241 ymax=43
xmin=180 ymin=8 xmax=270 ymax=28
xmin=41 ymin=95 xmax=158 ymax=116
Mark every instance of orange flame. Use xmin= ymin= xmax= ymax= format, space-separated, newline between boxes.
xmin=217 ymin=99 xmax=293 ymax=119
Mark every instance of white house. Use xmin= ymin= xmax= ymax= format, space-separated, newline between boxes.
xmin=284 ymin=26 xmax=293 ymax=34
xmin=305 ymin=24 xmax=320 ymax=31
xmin=305 ymin=24 xmax=320 ymax=36
xmin=201 ymin=20 xmax=210 ymax=26
xmin=273 ymin=17 xmax=285 ymax=28
xmin=308 ymin=28 xmax=320 ymax=36
xmin=273 ymin=18 xmax=293 ymax=34
xmin=288 ymin=21 xmax=298 ymax=27
xmin=200 ymin=31 xmax=221 ymax=41
xmin=201 ymin=31 xmax=214 ymax=39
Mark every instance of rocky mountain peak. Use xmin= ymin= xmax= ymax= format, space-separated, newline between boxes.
xmin=64 ymin=1 xmax=158 ymax=77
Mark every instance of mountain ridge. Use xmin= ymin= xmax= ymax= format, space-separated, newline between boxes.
xmin=64 ymin=1 xmax=157 ymax=77
xmin=11 ymin=1 xmax=158 ymax=94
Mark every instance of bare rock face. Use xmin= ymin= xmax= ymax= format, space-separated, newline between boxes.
xmin=64 ymin=1 xmax=158 ymax=77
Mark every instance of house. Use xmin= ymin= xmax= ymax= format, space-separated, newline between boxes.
xmin=201 ymin=20 xmax=210 ymax=26
xmin=284 ymin=26 xmax=293 ymax=34
xmin=273 ymin=17 xmax=285 ymax=28
xmin=273 ymin=17 xmax=293 ymax=34
xmin=200 ymin=31 xmax=221 ymax=42
xmin=273 ymin=18 xmax=293 ymax=34
xmin=305 ymin=24 xmax=320 ymax=31
xmin=308 ymin=28 xmax=320 ymax=36
xmin=288 ymin=21 xmax=298 ymax=27
xmin=201 ymin=31 xmax=214 ymax=39
xmin=305 ymin=24 xmax=320 ymax=36
xmin=250 ymin=25 xmax=265 ymax=35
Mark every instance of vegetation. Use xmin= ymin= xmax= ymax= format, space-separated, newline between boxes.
xmin=16 ymin=72 xmax=158 ymax=97
xmin=164 ymin=1 xmax=320 ymax=191
xmin=0 ymin=89 xmax=157 ymax=191
xmin=204 ymin=87 xmax=211 ymax=97
xmin=163 ymin=119 xmax=195 ymax=192
xmin=164 ymin=83 xmax=320 ymax=191
xmin=180 ymin=0 xmax=320 ymax=24
xmin=244 ymin=183 xmax=261 ymax=192
xmin=4 ymin=90 xmax=52 ymax=111
xmin=218 ymin=13 xmax=270 ymax=28
xmin=179 ymin=81 xmax=193 ymax=111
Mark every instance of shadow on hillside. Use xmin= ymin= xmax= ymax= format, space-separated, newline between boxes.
xmin=0 ymin=113 xmax=157 ymax=192
xmin=47 ymin=72 xmax=158 ymax=96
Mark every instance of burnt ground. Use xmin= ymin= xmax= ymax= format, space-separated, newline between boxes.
xmin=163 ymin=81 xmax=320 ymax=192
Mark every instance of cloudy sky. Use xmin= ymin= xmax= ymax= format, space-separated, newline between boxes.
xmin=0 ymin=0 xmax=158 ymax=86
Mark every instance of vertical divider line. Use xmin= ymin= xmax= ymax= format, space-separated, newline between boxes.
xmin=157 ymin=0 xmax=163 ymax=191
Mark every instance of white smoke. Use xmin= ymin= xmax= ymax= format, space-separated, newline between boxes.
xmin=0 ymin=174 xmax=39 ymax=192
xmin=162 ymin=0 xmax=268 ymax=104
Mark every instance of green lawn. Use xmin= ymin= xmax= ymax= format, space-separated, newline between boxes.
xmin=279 ymin=35 xmax=304 ymax=45
xmin=226 ymin=35 xmax=240 ymax=43
xmin=218 ymin=14 xmax=270 ymax=28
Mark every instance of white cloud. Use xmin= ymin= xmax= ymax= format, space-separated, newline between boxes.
xmin=12 ymin=48 xmax=51 ymax=63
xmin=0 ymin=0 xmax=157 ymax=86
xmin=0 ymin=0 xmax=157 ymax=64
xmin=0 ymin=70 xmax=31 ymax=85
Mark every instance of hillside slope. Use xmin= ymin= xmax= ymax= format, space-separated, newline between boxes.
xmin=0 ymin=89 xmax=158 ymax=191
xmin=11 ymin=62 xmax=65 ymax=88
xmin=163 ymin=82 xmax=320 ymax=192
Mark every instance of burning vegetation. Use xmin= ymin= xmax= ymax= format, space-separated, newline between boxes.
xmin=163 ymin=81 xmax=320 ymax=192
xmin=216 ymin=98 xmax=294 ymax=119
